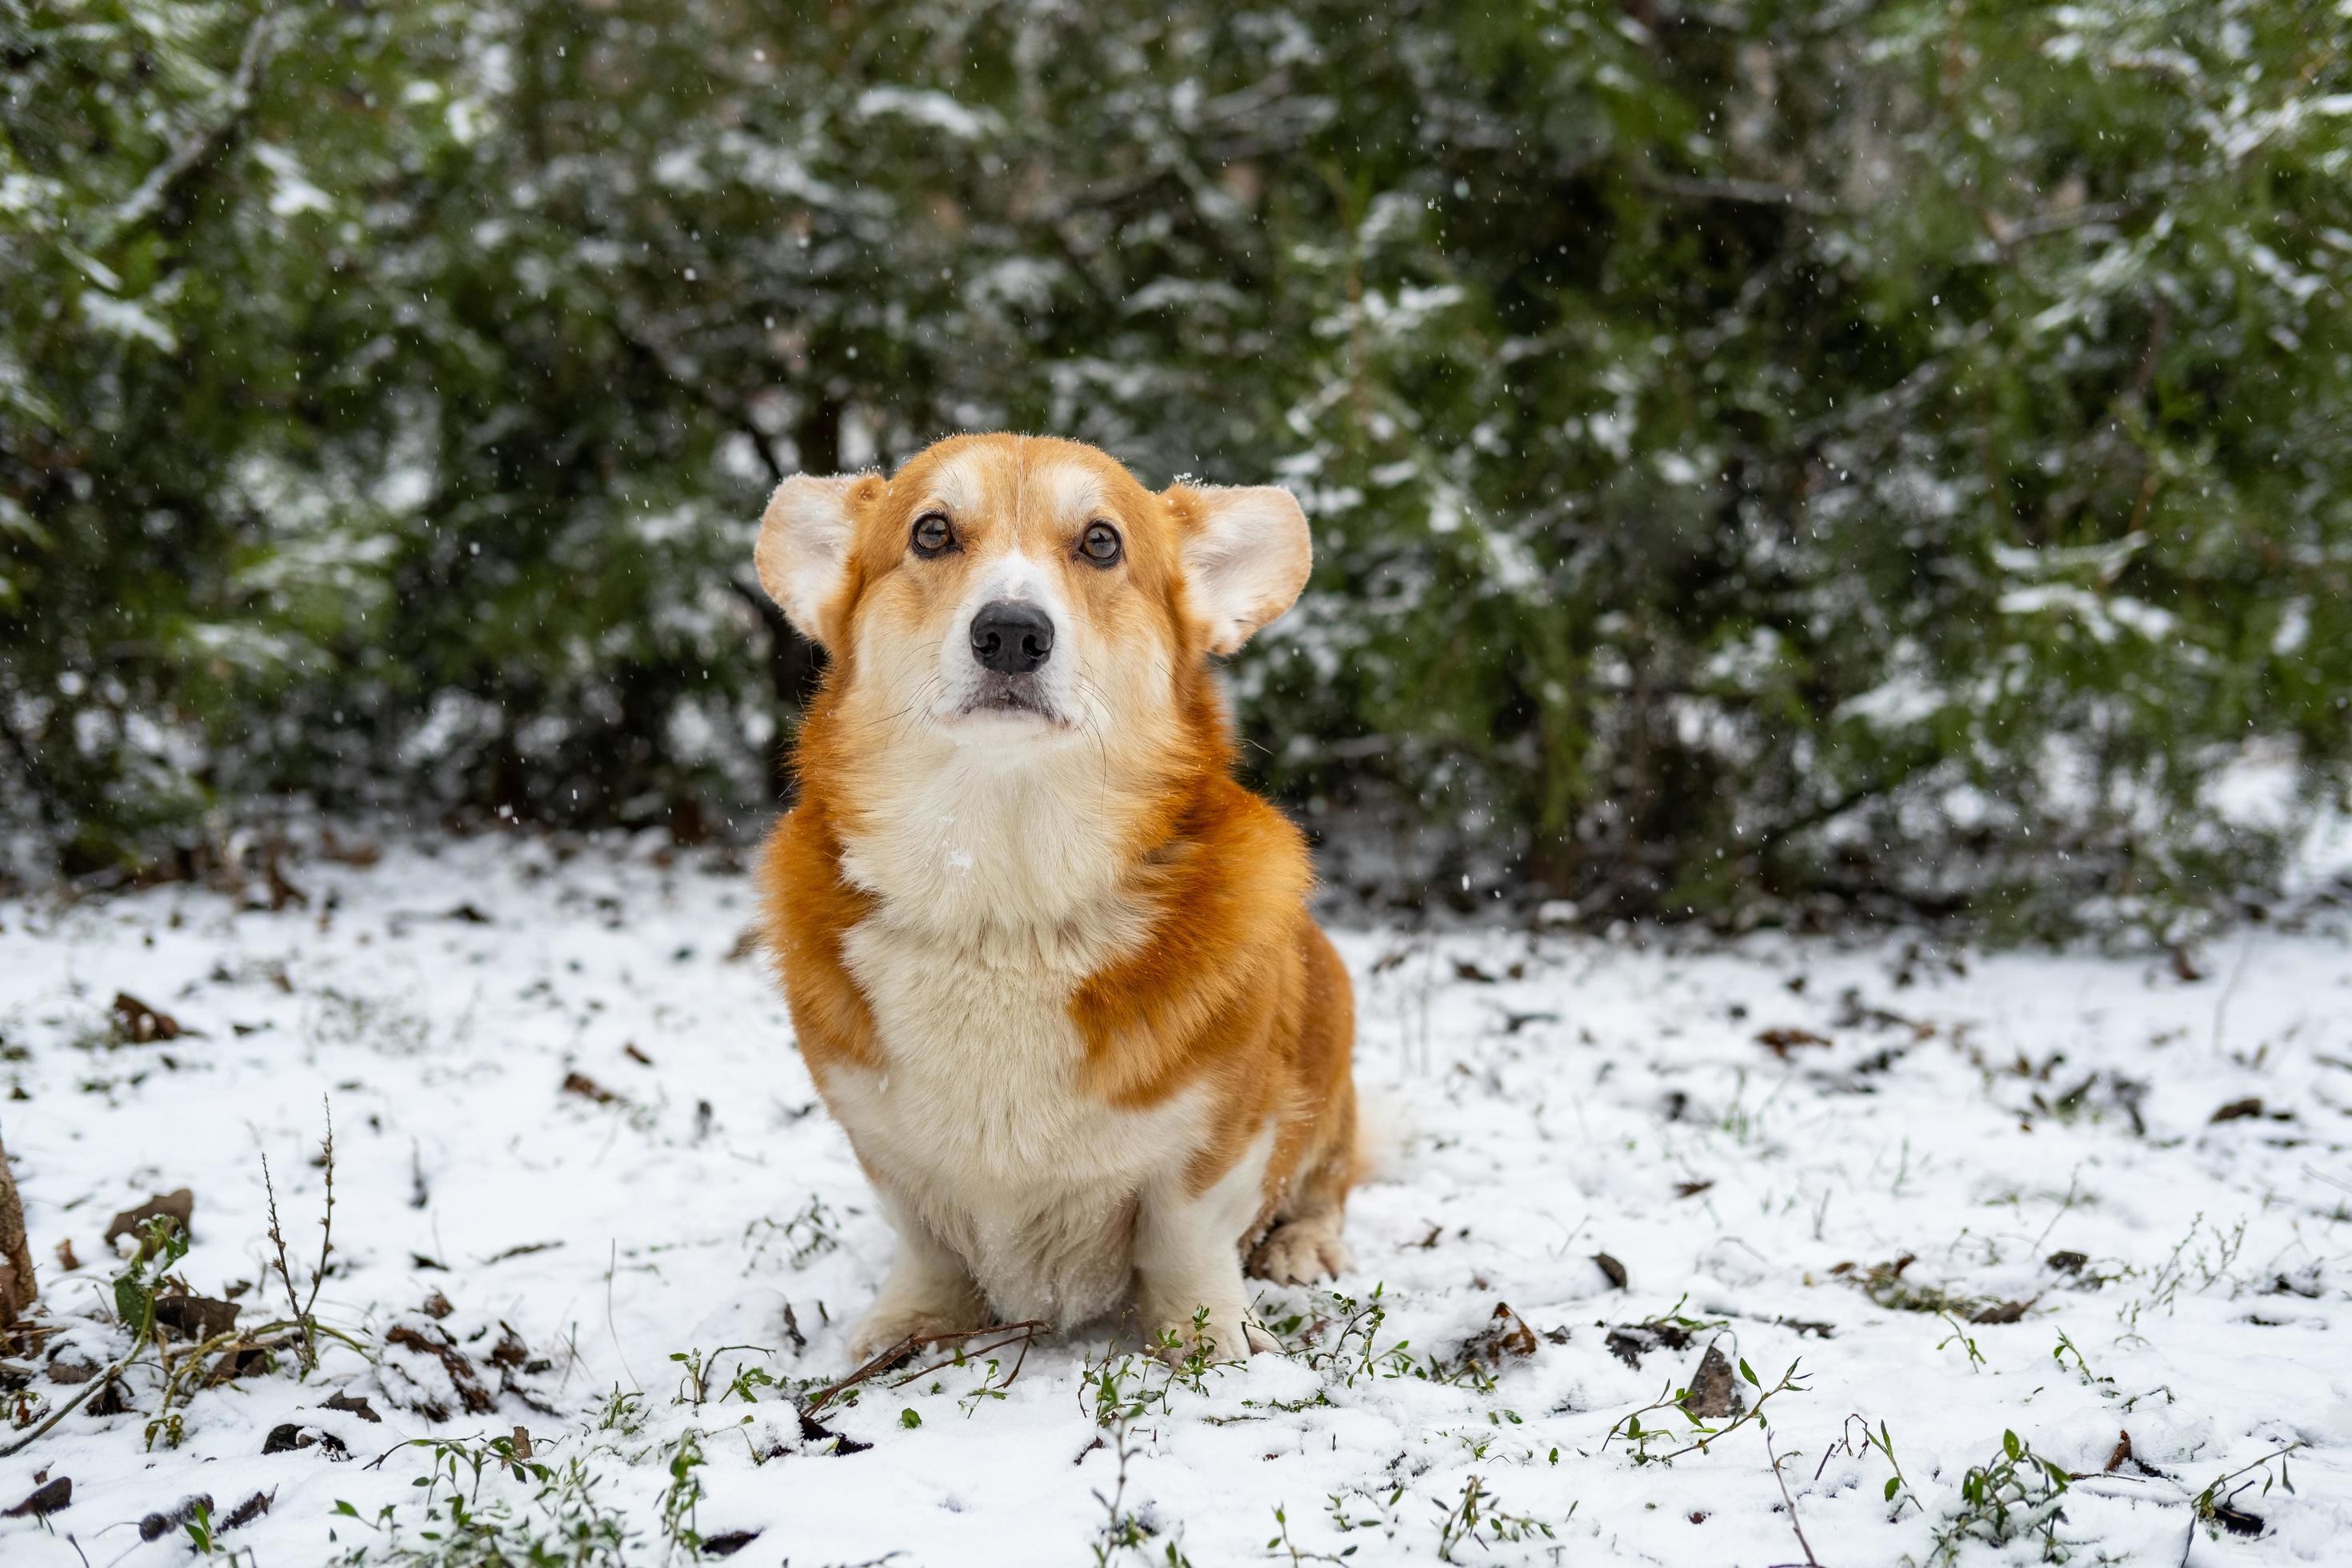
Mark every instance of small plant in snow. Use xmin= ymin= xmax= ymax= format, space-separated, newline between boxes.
xmin=1926 ymin=1429 xmax=2071 ymax=1565
xmin=1266 ymin=1502 xmax=1354 ymax=1564
xmin=2183 ymin=1441 xmax=2301 ymax=1552
xmin=1326 ymin=1483 xmax=1405 ymax=1542
xmin=261 ymin=1098 xmax=339 ymax=1377
xmin=1602 ymin=1356 xmax=1809 ymax=1464
xmin=1824 ymin=1414 xmax=1925 ymax=1519
xmin=667 ymin=1344 xmax=774 ymax=1407
xmin=1274 ymin=1284 xmax=1415 ymax=1386
xmin=1082 ymin=1333 xmax=1218 ymax=1566
xmin=1433 ymin=1474 xmax=1561 ymax=1562
xmin=2116 ymin=1214 xmax=2246 ymax=1337
xmin=2050 ymin=1331 xmax=2116 ymax=1398
xmin=658 ymin=1430 xmax=706 ymax=1558
xmin=334 ymin=1438 xmax=631 ymax=1567
xmin=742 ymin=1194 xmax=841 ymax=1273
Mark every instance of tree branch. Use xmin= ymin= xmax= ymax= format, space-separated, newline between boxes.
xmin=1638 ymin=170 xmax=1842 ymax=218
xmin=97 ymin=4 xmax=284 ymax=249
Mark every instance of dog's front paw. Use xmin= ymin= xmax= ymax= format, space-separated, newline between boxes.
xmin=1247 ymin=1218 xmax=1352 ymax=1286
xmin=846 ymin=1303 xmax=983 ymax=1367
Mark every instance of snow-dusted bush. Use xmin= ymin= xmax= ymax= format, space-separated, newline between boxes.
xmin=4 ymin=1 xmax=2346 ymax=931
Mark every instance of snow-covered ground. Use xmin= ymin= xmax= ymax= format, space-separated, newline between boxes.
xmin=3 ymin=831 xmax=2349 ymax=1566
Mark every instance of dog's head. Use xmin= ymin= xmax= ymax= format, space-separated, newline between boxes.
xmin=755 ymin=434 xmax=1310 ymax=761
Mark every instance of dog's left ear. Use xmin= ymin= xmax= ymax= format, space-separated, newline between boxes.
xmin=1166 ymin=484 xmax=1313 ymax=655
xmin=755 ymin=472 xmax=879 ymax=651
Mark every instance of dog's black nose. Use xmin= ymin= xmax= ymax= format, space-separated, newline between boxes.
xmin=970 ymin=601 xmax=1054 ymax=674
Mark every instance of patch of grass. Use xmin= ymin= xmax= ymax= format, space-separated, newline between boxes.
xmin=1325 ymin=1484 xmax=1404 ymax=1542
xmin=1078 ymin=1323 xmax=1237 ymax=1566
xmin=1824 ymin=1414 xmax=1924 ymax=1519
xmin=2117 ymin=1214 xmax=2246 ymax=1337
xmin=1266 ymin=1502 xmax=1353 ymax=1565
xmin=742 ymin=1194 xmax=841 ymax=1274
xmin=658 ymin=1430 xmax=706 ymax=1558
xmin=2183 ymin=1441 xmax=2301 ymax=1553
xmin=1433 ymin=1475 xmax=1560 ymax=1563
xmin=1269 ymin=1285 xmax=1416 ymax=1387
xmin=334 ymin=1438 xmax=631 ymax=1567
xmin=1834 ymin=1254 xmax=1998 ymax=1319
xmin=1926 ymin=1429 xmax=2071 ymax=1565
xmin=1602 ymin=1354 xmax=1809 ymax=1465
xmin=666 ymin=1344 xmax=777 ymax=1408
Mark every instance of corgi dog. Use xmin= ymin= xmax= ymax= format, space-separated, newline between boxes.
xmin=751 ymin=433 xmax=1358 ymax=1364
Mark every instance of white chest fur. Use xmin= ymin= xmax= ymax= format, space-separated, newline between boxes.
xmin=828 ymin=908 xmax=1203 ymax=1327
xmin=817 ymin=742 xmax=1214 ymax=1326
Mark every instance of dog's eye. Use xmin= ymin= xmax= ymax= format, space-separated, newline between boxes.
xmin=1078 ymin=521 xmax=1122 ymax=567
xmin=910 ymin=512 xmax=955 ymax=557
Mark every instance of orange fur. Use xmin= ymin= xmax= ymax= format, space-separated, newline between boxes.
xmin=752 ymin=434 xmax=1355 ymax=1357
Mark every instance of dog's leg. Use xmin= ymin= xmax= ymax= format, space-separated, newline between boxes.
xmin=845 ymin=1195 xmax=986 ymax=1365
xmin=1134 ymin=1137 xmax=1278 ymax=1362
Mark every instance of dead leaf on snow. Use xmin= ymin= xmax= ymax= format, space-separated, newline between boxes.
xmin=3 ymin=1476 xmax=70 ymax=1518
xmin=46 ymin=1354 xmax=100 ymax=1385
xmin=1458 ymin=1302 xmax=1540 ymax=1368
xmin=1756 ymin=1026 xmax=1830 ymax=1060
xmin=112 ymin=992 xmax=196 ymax=1044
xmin=105 ymin=1188 xmax=194 ymax=1252
xmin=702 ymin=1530 xmax=762 ymax=1557
xmin=1605 ymin=1318 xmax=1694 ymax=1367
xmin=1680 ymin=1342 xmax=1746 ymax=1419
xmin=562 ymin=1071 xmax=618 ymax=1105
xmin=2214 ymin=1502 xmax=2263 ymax=1537
xmin=1970 ymin=1296 xmax=2038 ymax=1325
xmin=262 ymin=1424 xmax=350 ymax=1459
xmin=154 ymin=1290 xmax=239 ymax=1342
xmin=383 ymin=1322 xmax=494 ymax=1418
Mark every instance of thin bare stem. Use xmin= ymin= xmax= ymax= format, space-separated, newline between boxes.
xmin=261 ymin=1150 xmax=304 ymax=1350
xmin=803 ymin=1320 xmax=1049 ymax=1415
xmin=1766 ymin=1431 xmax=1823 ymax=1567
xmin=299 ymin=1099 xmax=336 ymax=1373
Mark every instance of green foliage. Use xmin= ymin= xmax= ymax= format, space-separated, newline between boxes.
xmin=5 ymin=1 xmax=2347 ymax=930
xmin=1928 ymin=1428 xmax=2073 ymax=1564
xmin=1432 ymin=1474 xmax=1558 ymax=1563
xmin=332 ymin=1438 xmax=630 ymax=1567
xmin=113 ymin=1213 xmax=192 ymax=1339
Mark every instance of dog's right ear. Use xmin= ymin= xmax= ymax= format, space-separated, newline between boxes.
xmin=755 ymin=474 xmax=879 ymax=651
